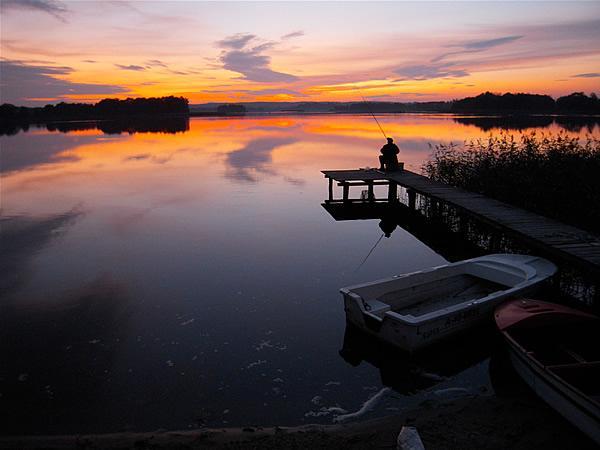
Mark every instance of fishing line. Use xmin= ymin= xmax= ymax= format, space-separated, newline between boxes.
xmin=354 ymin=233 xmax=385 ymax=273
xmin=357 ymin=89 xmax=387 ymax=139
xmin=351 ymin=89 xmax=389 ymax=272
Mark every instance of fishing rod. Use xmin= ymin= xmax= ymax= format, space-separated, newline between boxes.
xmin=351 ymin=90 xmax=390 ymax=273
xmin=357 ymin=89 xmax=387 ymax=139
xmin=354 ymin=233 xmax=385 ymax=273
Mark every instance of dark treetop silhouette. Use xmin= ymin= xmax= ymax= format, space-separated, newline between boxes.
xmin=451 ymin=92 xmax=600 ymax=114
xmin=0 ymin=96 xmax=188 ymax=122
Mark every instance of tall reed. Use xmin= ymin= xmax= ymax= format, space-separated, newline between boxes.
xmin=423 ymin=133 xmax=600 ymax=233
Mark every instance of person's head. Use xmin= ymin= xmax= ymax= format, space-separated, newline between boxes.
xmin=387 ymin=137 xmax=393 ymax=143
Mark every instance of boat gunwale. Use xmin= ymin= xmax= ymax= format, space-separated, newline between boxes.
xmin=341 ymin=255 xmax=556 ymax=325
xmin=340 ymin=254 xmax=548 ymax=294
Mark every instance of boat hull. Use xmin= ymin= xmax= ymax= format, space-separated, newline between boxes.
xmin=344 ymin=289 xmax=504 ymax=352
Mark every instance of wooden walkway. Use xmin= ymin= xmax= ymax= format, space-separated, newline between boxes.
xmin=322 ymin=169 xmax=600 ymax=275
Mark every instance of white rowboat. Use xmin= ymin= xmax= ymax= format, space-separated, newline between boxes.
xmin=340 ymin=254 xmax=556 ymax=352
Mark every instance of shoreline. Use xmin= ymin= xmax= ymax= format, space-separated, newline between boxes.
xmin=5 ymin=111 xmax=600 ymax=121
xmin=1 ymin=394 xmax=596 ymax=449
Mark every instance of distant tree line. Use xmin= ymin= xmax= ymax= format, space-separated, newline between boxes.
xmin=216 ymin=104 xmax=246 ymax=115
xmin=191 ymin=93 xmax=599 ymax=115
xmin=0 ymin=96 xmax=189 ymax=124
xmin=2 ymin=92 xmax=599 ymax=125
xmin=334 ymin=102 xmax=406 ymax=113
xmin=451 ymin=92 xmax=600 ymax=114
xmin=333 ymin=93 xmax=600 ymax=114
xmin=333 ymin=101 xmax=452 ymax=113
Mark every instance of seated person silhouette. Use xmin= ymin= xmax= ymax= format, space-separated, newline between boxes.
xmin=378 ymin=137 xmax=400 ymax=171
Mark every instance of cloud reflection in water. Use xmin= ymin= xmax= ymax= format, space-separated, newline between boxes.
xmin=224 ymin=136 xmax=297 ymax=183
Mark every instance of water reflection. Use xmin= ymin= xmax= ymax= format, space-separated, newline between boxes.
xmin=453 ymin=115 xmax=600 ymax=133
xmin=1 ymin=114 xmax=599 ymax=434
xmin=1 ymin=116 xmax=189 ymax=136
xmin=454 ymin=115 xmax=553 ymax=131
xmin=1 ymin=133 xmax=93 ymax=173
xmin=554 ymin=116 xmax=600 ymax=133
xmin=0 ymin=275 xmax=131 ymax=434
xmin=322 ymin=202 xmax=484 ymax=262
xmin=0 ymin=208 xmax=84 ymax=297
xmin=340 ymin=323 xmax=493 ymax=394
xmin=2 ymin=115 xmax=597 ymax=179
xmin=225 ymin=136 xmax=297 ymax=182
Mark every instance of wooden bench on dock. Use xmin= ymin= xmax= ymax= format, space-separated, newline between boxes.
xmin=322 ymin=168 xmax=600 ymax=276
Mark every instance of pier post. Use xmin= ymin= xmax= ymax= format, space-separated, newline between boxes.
xmin=407 ymin=189 xmax=416 ymax=209
xmin=343 ymin=182 xmax=350 ymax=204
xmin=431 ymin=199 xmax=440 ymax=217
xmin=328 ymin=178 xmax=333 ymax=202
xmin=367 ymin=181 xmax=375 ymax=202
xmin=388 ymin=181 xmax=398 ymax=203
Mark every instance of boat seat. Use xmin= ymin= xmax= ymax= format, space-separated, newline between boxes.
xmin=558 ymin=345 xmax=586 ymax=363
xmin=366 ymin=299 xmax=392 ymax=316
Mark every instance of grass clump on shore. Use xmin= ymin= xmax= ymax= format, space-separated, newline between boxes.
xmin=423 ymin=133 xmax=600 ymax=233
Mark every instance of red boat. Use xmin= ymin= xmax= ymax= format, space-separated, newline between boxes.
xmin=495 ymin=299 xmax=600 ymax=444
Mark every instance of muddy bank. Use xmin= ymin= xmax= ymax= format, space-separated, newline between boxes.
xmin=1 ymin=394 xmax=596 ymax=449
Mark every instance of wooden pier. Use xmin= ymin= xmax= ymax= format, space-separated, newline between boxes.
xmin=322 ymin=168 xmax=600 ymax=275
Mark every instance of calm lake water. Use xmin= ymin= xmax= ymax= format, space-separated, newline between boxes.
xmin=1 ymin=114 xmax=599 ymax=434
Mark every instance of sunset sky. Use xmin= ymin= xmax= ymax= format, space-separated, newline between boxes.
xmin=1 ymin=1 xmax=599 ymax=105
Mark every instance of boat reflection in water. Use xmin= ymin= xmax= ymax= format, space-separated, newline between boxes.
xmin=339 ymin=321 xmax=495 ymax=395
